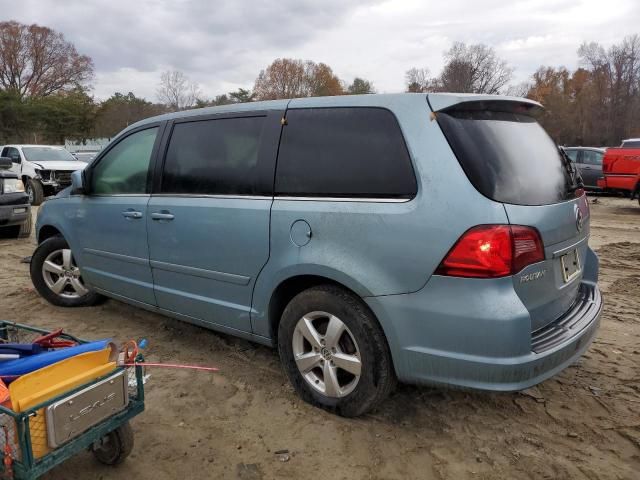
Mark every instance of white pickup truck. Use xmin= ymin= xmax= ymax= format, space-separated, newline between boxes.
xmin=0 ymin=145 xmax=87 ymax=205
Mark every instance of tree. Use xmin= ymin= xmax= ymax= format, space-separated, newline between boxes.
xmin=578 ymin=35 xmax=640 ymax=144
xmin=229 ymin=87 xmax=254 ymax=103
xmin=94 ymin=92 xmax=166 ymax=138
xmin=0 ymin=21 xmax=93 ymax=98
xmin=305 ymin=62 xmax=343 ymax=97
xmin=253 ymin=58 xmax=306 ymax=100
xmin=157 ymin=70 xmax=201 ymax=110
xmin=405 ymin=68 xmax=432 ymax=93
xmin=347 ymin=77 xmax=375 ymax=94
xmin=438 ymin=42 xmax=513 ymax=94
xmin=253 ymin=58 xmax=344 ymax=100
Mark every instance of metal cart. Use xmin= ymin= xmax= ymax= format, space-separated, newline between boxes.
xmin=0 ymin=321 xmax=145 ymax=479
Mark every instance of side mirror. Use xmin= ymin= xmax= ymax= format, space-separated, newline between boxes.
xmin=0 ymin=157 xmax=11 ymax=170
xmin=70 ymin=170 xmax=86 ymax=195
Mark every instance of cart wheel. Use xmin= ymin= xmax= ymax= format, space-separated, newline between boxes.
xmin=92 ymin=422 xmax=134 ymax=465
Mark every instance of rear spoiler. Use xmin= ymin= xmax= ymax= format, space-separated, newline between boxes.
xmin=428 ymin=93 xmax=544 ymax=116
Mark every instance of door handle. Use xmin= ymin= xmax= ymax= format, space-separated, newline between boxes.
xmin=122 ymin=210 xmax=143 ymax=219
xmin=151 ymin=212 xmax=175 ymax=221
xmin=584 ymin=166 xmax=592 ymax=170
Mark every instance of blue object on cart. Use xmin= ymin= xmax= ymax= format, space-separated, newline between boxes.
xmin=0 ymin=339 xmax=111 ymax=380
xmin=0 ymin=343 xmax=44 ymax=357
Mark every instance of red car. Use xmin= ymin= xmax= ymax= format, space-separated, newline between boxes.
xmin=599 ymin=138 xmax=640 ymax=205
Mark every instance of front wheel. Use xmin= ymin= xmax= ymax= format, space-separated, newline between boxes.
xmin=278 ymin=285 xmax=396 ymax=417
xmin=26 ymin=179 xmax=44 ymax=206
xmin=30 ymin=235 xmax=104 ymax=307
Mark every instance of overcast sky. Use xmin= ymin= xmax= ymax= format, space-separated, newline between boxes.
xmin=2 ymin=0 xmax=639 ymax=101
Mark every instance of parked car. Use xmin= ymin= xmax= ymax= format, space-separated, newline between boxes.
xmin=71 ymin=151 xmax=99 ymax=163
xmin=0 ymin=157 xmax=32 ymax=238
xmin=29 ymin=93 xmax=603 ymax=416
xmin=0 ymin=145 xmax=87 ymax=205
xmin=621 ymin=138 xmax=640 ymax=148
xmin=563 ymin=147 xmax=606 ymax=190
xmin=599 ymin=139 xmax=640 ymax=203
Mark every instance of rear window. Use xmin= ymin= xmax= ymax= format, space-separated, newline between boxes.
xmin=437 ymin=110 xmax=578 ymax=206
xmin=275 ymin=108 xmax=417 ymax=198
xmin=622 ymin=140 xmax=640 ymax=148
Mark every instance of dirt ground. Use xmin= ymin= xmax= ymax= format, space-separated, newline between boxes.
xmin=0 ymin=196 xmax=639 ymax=480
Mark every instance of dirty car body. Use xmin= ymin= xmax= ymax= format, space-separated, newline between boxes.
xmin=32 ymin=93 xmax=603 ymax=414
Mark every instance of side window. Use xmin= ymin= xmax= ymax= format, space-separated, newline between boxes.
xmin=564 ymin=149 xmax=578 ymax=162
xmin=90 ymin=127 xmax=158 ymax=194
xmin=583 ymin=151 xmax=603 ymax=165
xmin=3 ymin=147 xmax=21 ymax=162
xmin=161 ymin=116 xmax=265 ymax=195
xmin=275 ymin=108 xmax=417 ymax=198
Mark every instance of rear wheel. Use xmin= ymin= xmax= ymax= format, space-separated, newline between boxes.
xmin=30 ymin=235 xmax=103 ymax=307
xmin=278 ymin=285 xmax=395 ymax=417
xmin=92 ymin=422 xmax=134 ymax=465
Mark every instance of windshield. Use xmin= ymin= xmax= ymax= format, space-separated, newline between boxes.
xmin=437 ymin=110 xmax=579 ymax=206
xmin=22 ymin=147 xmax=76 ymax=162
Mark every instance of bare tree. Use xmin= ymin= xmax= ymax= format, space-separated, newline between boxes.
xmin=504 ymin=81 xmax=530 ymax=97
xmin=579 ymin=35 xmax=640 ymax=143
xmin=157 ymin=70 xmax=201 ymax=110
xmin=439 ymin=42 xmax=513 ymax=94
xmin=0 ymin=21 xmax=93 ymax=98
xmin=405 ymin=68 xmax=432 ymax=92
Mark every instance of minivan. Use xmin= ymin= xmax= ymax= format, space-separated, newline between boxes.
xmin=30 ymin=93 xmax=603 ymax=417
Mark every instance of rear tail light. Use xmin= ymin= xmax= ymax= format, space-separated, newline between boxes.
xmin=435 ymin=225 xmax=544 ymax=278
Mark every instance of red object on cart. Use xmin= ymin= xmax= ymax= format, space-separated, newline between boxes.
xmin=32 ymin=329 xmax=77 ymax=349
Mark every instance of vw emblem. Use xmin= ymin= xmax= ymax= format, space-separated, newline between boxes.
xmin=575 ymin=206 xmax=584 ymax=232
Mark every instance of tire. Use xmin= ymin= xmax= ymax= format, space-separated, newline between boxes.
xmin=30 ymin=235 xmax=104 ymax=307
xmin=16 ymin=211 xmax=32 ymax=238
xmin=92 ymin=422 xmax=134 ymax=465
xmin=26 ymin=179 xmax=44 ymax=206
xmin=278 ymin=284 xmax=396 ymax=417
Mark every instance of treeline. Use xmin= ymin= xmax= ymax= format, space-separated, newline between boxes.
xmin=0 ymin=20 xmax=638 ymax=147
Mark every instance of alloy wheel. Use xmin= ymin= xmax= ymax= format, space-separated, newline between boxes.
xmin=292 ymin=311 xmax=362 ymax=398
xmin=41 ymin=248 xmax=88 ymax=299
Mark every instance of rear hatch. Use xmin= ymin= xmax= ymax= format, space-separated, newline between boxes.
xmin=431 ymin=96 xmax=589 ymax=331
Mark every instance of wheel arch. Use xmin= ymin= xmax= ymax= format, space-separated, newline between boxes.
xmin=266 ymin=273 xmax=378 ymax=346
xmin=37 ymin=224 xmax=63 ymax=244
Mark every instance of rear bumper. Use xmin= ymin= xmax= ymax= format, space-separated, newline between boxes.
xmin=600 ymin=174 xmax=638 ymax=192
xmin=365 ymin=255 xmax=602 ymax=391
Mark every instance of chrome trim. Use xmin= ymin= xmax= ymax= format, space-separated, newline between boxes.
xmin=88 ymin=194 xmax=151 ymax=197
xmin=151 ymin=194 xmax=272 ymax=200
xmin=150 ymin=259 xmax=250 ymax=285
xmin=83 ymin=248 xmax=149 ymax=266
xmin=551 ymin=235 xmax=589 ymax=258
xmin=275 ymin=196 xmax=412 ymax=203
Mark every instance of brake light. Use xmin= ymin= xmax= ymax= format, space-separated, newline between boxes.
xmin=435 ymin=225 xmax=544 ymax=278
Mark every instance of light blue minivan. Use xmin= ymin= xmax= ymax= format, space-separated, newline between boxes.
xmin=31 ymin=93 xmax=602 ymax=416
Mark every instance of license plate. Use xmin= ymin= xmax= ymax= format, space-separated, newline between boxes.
xmin=560 ymin=249 xmax=581 ymax=283
xmin=46 ymin=370 xmax=128 ymax=448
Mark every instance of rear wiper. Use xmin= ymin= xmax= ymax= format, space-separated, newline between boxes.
xmin=558 ymin=148 xmax=584 ymax=193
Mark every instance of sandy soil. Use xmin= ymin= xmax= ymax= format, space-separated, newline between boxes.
xmin=0 ymin=196 xmax=638 ymax=480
